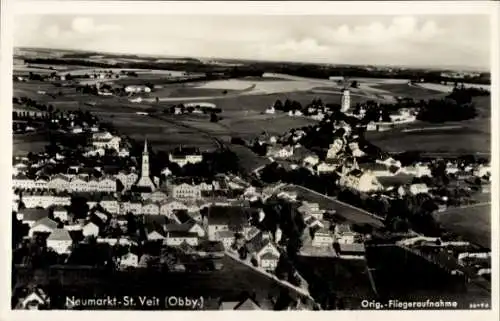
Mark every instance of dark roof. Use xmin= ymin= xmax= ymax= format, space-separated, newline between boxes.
xmin=197 ymin=240 xmax=225 ymax=253
xmin=20 ymin=208 xmax=48 ymax=221
xmin=206 ymin=206 xmax=252 ymax=230
xmin=144 ymin=215 xmax=169 ymax=226
xmin=174 ymin=210 xmax=194 ymax=224
xmin=246 ymin=232 xmax=272 ymax=254
xmin=171 ymin=147 xmax=201 ymax=157
xmin=167 ymin=231 xmax=198 ymax=238
xmin=359 ymin=162 xmax=388 ymax=171
xmin=260 ymin=252 xmax=279 ymax=260
xmin=165 ymin=223 xmax=191 ymax=233
xmin=145 ymin=223 xmax=165 ymax=236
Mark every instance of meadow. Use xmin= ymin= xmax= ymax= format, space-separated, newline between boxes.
xmin=367 ymin=96 xmax=490 ymax=154
xmin=433 ymin=204 xmax=491 ymax=249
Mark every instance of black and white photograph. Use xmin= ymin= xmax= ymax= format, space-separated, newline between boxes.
xmin=3 ymin=0 xmax=498 ymax=315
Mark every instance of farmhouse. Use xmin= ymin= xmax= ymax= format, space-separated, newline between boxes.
xmin=46 ymin=228 xmax=73 ymax=254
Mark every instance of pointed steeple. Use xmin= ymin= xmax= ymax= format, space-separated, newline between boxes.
xmin=143 ymin=138 xmax=148 ymax=154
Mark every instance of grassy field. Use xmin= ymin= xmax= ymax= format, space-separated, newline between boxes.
xmin=367 ymin=96 xmax=490 ymax=154
xmin=372 ymin=83 xmax=448 ymax=100
xmin=433 ymin=204 xmax=491 ymax=249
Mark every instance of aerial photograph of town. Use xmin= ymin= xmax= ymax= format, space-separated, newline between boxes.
xmin=10 ymin=12 xmax=493 ymax=311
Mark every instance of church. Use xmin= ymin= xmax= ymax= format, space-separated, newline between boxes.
xmin=132 ymin=139 xmax=158 ymax=194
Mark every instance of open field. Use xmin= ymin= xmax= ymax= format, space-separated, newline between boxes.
xmin=372 ymin=83 xmax=448 ymax=100
xmin=13 ymin=132 xmax=49 ymax=156
xmin=367 ymin=96 xmax=490 ymax=154
xmin=433 ymin=204 xmax=491 ymax=249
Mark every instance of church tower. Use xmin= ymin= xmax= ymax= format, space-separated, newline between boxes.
xmin=341 ymin=89 xmax=351 ymax=113
xmin=141 ymin=138 xmax=150 ymax=178
xmin=135 ymin=138 xmax=156 ymax=191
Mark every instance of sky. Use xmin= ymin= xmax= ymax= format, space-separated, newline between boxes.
xmin=14 ymin=15 xmax=491 ymax=70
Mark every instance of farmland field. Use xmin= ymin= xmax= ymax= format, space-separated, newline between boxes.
xmin=367 ymin=96 xmax=491 ymax=154
xmin=433 ymin=204 xmax=491 ymax=249
xmin=372 ymin=83 xmax=448 ymax=100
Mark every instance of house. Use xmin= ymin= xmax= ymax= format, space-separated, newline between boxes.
xmin=29 ymin=217 xmax=58 ymax=237
xmin=339 ymin=169 xmax=383 ymax=192
xmin=215 ymin=230 xmax=235 ymax=249
xmin=220 ymin=297 xmax=263 ymax=310
xmin=402 ymin=163 xmax=432 ymax=177
xmin=146 ymin=225 xmax=166 ymax=241
xmin=260 ymin=251 xmax=280 ymax=271
xmin=46 ymin=228 xmax=73 ymax=254
xmin=303 ymin=155 xmax=320 ymax=167
xmin=409 ymin=183 xmax=429 ymax=196
xmin=160 ymin=200 xmax=188 ymax=217
xmin=317 ymin=161 xmax=338 ymax=174
xmin=297 ymin=202 xmax=323 ymax=220
xmin=304 ymin=216 xmax=325 ymax=229
xmin=171 ymin=182 xmax=202 ymax=200
xmin=18 ymin=287 xmax=50 ymax=310
xmin=92 ymin=134 xmax=121 ymax=152
xmin=246 ymin=232 xmax=280 ymax=270
xmin=82 ymin=222 xmax=99 ymax=237
xmin=206 ymin=206 xmax=252 ymax=241
xmin=168 ymin=147 xmax=203 ymax=167
xmin=99 ymin=195 xmax=119 ymax=214
xmin=12 ymin=174 xmax=35 ymax=190
xmin=165 ymin=231 xmax=199 ymax=247
xmin=71 ymin=126 xmax=83 ymax=134
xmin=119 ymin=252 xmax=139 ymax=269
xmin=52 ymin=205 xmax=68 ymax=222
xmin=311 ymin=227 xmax=333 ymax=247
xmin=265 ymin=106 xmax=275 ymax=114
xmin=19 ymin=208 xmax=48 ymax=226
xmin=326 ymin=139 xmax=344 ymax=159
xmin=118 ymin=148 xmax=130 ymax=158
xmin=333 ymin=224 xmax=361 ymax=244
xmin=142 ymin=200 xmax=161 ymax=215
xmin=266 ymin=145 xmax=294 ymax=159
xmin=359 ymin=162 xmax=400 ymax=177
xmin=473 ymin=164 xmax=491 ymax=178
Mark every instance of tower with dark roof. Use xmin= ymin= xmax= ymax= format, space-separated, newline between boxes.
xmin=135 ymin=138 xmax=156 ymax=191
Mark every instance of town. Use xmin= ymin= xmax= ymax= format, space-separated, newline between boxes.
xmin=11 ymin=14 xmax=492 ymax=311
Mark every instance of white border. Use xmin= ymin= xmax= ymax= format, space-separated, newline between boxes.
xmin=1 ymin=2 xmax=499 ymax=321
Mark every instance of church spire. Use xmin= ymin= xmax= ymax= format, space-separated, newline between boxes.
xmin=143 ymin=138 xmax=148 ymax=154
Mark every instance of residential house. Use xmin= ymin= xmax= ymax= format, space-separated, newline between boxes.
xmin=474 ymin=164 xmax=491 ymax=178
xmin=29 ymin=217 xmax=58 ymax=237
xmin=304 ymin=216 xmax=325 ymax=229
xmin=326 ymin=139 xmax=344 ymax=159
xmin=376 ymin=157 xmax=402 ymax=168
xmin=409 ymin=183 xmax=429 ymax=196
xmin=46 ymin=228 xmax=73 ymax=254
xmin=146 ymin=225 xmax=166 ymax=241
xmin=206 ymin=206 xmax=251 ymax=241
xmin=303 ymin=154 xmax=320 ymax=167
xmin=142 ymin=200 xmax=161 ymax=215
xmin=402 ymin=163 xmax=432 ymax=177
xmin=82 ymin=222 xmax=99 ymax=237
xmin=119 ymin=252 xmax=139 ymax=269
xmin=216 ymin=230 xmax=236 ymax=249
xmin=12 ymin=174 xmax=35 ymax=190
xmin=47 ymin=174 xmax=71 ymax=191
xmin=165 ymin=231 xmax=199 ymax=247
xmin=116 ymin=171 xmax=139 ymax=191
xmin=359 ymin=162 xmax=400 ymax=177
xmin=52 ymin=206 xmax=68 ymax=222
xmin=160 ymin=200 xmax=188 ymax=217
xmin=333 ymin=224 xmax=361 ymax=244
xmin=219 ymin=297 xmax=263 ymax=310
xmin=339 ymin=169 xmax=383 ymax=192
xmin=19 ymin=208 xmax=49 ymax=227
xmin=18 ymin=288 xmax=50 ymax=310
xmin=246 ymin=232 xmax=280 ymax=271
xmin=171 ymin=183 xmax=202 ymax=200
xmin=92 ymin=134 xmax=121 ymax=152
xmin=311 ymin=227 xmax=334 ymax=247
xmin=99 ymin=195 xmax=119 ymax=214
xmin=118 ymin=148 xmax=130 ymax=158
xmin=317 ymin=161 xmax=339 ymax=174
xmin=266 ymin=145 xmax=294 ymax=159
xmin=297 ymin=201 xmax=323 ymax=220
